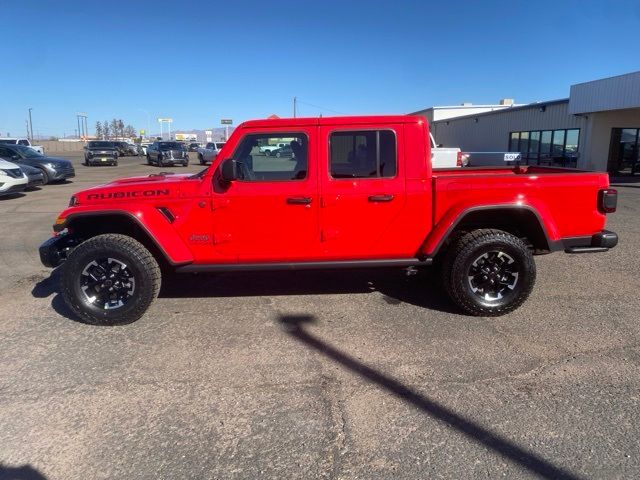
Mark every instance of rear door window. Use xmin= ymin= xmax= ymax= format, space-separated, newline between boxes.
xmin=330 ymin=130 xmax=396 ymax=179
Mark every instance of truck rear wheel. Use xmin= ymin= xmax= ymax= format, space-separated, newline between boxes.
xmin=60 ymin=234 xmax=161 ymax=325
xmin=442 ymin=229 xmax=535 ymax=316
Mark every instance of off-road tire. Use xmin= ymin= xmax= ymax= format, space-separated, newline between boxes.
xmin=147 ymin=154 xmax=152 ymax=165
xmin=60 ymin=234 xmax=161 ymax=325
xmin=199 ymin=154 xmax=205 ymax=165
xmin=442 ymin=229 xmax=535 ymax=316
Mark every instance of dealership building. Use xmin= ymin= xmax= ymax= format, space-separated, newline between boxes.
xmin=412 ymin=71 xmax=640 ymax=175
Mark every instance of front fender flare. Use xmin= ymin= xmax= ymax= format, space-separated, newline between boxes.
xmin=56 ymin=207 xmax=193 ymax=266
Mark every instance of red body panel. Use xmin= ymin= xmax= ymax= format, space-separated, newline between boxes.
xmin=53 ymin=115 xmax=612 ymax=267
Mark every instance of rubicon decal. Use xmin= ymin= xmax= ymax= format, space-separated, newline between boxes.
xmin=86 ymin=189 xmax=170 ymax=200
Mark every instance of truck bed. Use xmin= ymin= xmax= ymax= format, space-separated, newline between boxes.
xmin=429 ymin=165 xmax=610 ymax=244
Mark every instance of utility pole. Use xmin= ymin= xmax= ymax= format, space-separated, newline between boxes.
xmin=76 ymin=115 xmax=81 ymax=140
xmin=293 ymin=96 xmax=297 ymax=118
xmin=25 ymin=120 xmax=30 ymax=139
xmin=28 ymin=108 xmax=34 ymax=141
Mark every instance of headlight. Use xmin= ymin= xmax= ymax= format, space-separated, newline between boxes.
xmin=45 ymin=163 xmax=56 ymax=168
xmin=68 ymin=195 xmax=78 ymax=207
xmin=87 ymin=152 xmax=93 ymax=158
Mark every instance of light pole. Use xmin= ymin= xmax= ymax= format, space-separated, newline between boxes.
xmin=76 ymin=112 xmax=88 ymax=140
xmin=28 ymin=108 xmax=34 ymax=141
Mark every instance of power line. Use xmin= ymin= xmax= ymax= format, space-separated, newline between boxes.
xmin=296 ymin=99 xmax=345 ymax=115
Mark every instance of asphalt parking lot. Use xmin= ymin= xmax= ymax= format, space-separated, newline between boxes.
xmin=1 ymin=152 xmax=639 ymax=479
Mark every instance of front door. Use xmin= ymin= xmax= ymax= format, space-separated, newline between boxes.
xmin=213 ymin=129 xmax=321 ymax=262
xmin=319 ymin=125 xmax=407 ymax=259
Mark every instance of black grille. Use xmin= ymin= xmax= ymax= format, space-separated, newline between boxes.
xmin=4 ymin=168 xmax=23 ymax=179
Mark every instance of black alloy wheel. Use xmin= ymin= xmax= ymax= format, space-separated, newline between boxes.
xmin=60 ymin=234 xmax=161 ymax=325
xmin=442 ymin=229 xmax=535 ymax=316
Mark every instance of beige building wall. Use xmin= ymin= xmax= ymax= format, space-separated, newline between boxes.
xmin=582 ymin=108 xmax=640 ymax=171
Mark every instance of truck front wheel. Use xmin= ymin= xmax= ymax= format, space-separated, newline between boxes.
xmin=60 ymin=234 xmax=161 ymax=325
xmin=442 ymin=229 xmax=535 ymax=316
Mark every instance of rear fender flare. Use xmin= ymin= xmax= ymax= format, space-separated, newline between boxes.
xmin=421 ymin=203 xmax=561 ymax=257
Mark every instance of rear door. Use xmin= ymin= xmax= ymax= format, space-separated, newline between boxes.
xmin=214 ymin=128 xmax=321 ymax=262
xmin=319 ymin=124 xmax=408 ymax=259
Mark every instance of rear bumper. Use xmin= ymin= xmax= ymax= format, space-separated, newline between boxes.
xmin=563 ymin=229 xmax=618 ymax=254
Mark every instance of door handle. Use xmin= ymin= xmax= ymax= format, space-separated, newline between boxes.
xmin=286 ymin=196 xmax=313 ymax=205
xmin=368 ymin=194 xmax=394 ymax=203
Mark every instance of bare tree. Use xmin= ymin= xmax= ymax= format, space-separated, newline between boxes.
xmin=110 ymin=119 xmax=119 ymax=139
xmin=103 ymin=120 xmax=111 ymax=139
xmin=118 ymin=119 xmax=125 ymax=139
xmin=95 ymin=121 xmax=103 ymax=139
xmin=124 ymin=125 xmax=136 ymax=138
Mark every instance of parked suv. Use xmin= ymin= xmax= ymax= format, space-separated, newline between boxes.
xmin=0 ymin=143 xmax=74 ymax=184
xmin=84 ymin=141 xmax=119 ymax=166
xmin=0 ymin=159 xmax=28 ymax=197
xmin=146 ymin=141 xmax=189 ymax=167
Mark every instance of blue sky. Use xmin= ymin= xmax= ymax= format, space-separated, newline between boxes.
xmin=1 ymin=0 xmax=639 ymax=138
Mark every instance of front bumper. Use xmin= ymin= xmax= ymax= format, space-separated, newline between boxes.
xmin=87 ymin=157 xmax=117 ymax=165
xmin=50 ymin=166 xmax=76 ymax=180
xmin=0 ymin=183 xmax=27 ymax=196
xmin=26 ymin=175 xmax=44 ymax=188
xmin=564 ymin=229 xmax=618 ymax=254
xmin=39 ymin=233 xmax=80 ymax=268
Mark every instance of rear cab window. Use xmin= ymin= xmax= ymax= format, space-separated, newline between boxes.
xmin=329 ymin=130 xmax=397 ymax=179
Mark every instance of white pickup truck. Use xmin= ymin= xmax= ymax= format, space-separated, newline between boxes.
xmin=0 ymin=138 xmax=45 ymax=155
xmin=430 ymin=133 xmax=468 ymax=168
xmin=259 ymin=142 xmax=288 ymax=156
xmin=197 ymin=142 xmax=226 ymax=165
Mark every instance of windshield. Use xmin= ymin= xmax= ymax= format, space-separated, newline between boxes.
xmin=0 ymin=139 xmax=18 ymax=144
xmin=215 ymin=143 xmax=226 ymax=149
xmin=159 ymin=142 xmax=183 ymax=150
xmin=15 ymin=145 xmax=43 ymax=158
xmin=88 ymin=141 xmax=114 ymax=148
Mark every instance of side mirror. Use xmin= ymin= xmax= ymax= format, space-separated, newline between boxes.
xmin=220 ymin=158 xmax=239 ymax=182
xmin=12 ymin=155 xmax=20 ymax=160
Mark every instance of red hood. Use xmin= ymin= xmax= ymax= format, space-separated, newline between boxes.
xmin=74 ymin=173 xmax=197 ymax=204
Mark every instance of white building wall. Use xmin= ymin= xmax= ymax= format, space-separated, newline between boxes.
xmin=569 ymin=71 xmax=640 ymax=114
xmin=431 ymin=101 xmax=586 ymax=157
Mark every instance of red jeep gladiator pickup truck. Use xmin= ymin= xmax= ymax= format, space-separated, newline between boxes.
xmin=39 ymin=115 xmax=618 ymax=324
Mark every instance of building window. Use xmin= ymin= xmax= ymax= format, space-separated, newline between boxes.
xmin=330 ymin=130 xmax=397 ymax=179
xmin=508 ymin=129 xmax=580 ymax=167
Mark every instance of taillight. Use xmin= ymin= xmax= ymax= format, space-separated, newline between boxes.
xmin=599 ymin=188 xmax=617 ymax=213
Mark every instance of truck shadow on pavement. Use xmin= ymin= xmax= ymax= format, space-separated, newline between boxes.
xmin=0 ymin=463 xmax=48 ymax=480
xmin=278 ymin=314 xmax=584 ymax=480
xmin=160 ymin=268 xmax=460 ymax=313
xmin=32 ymin=268 xmax=458 ymax=323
